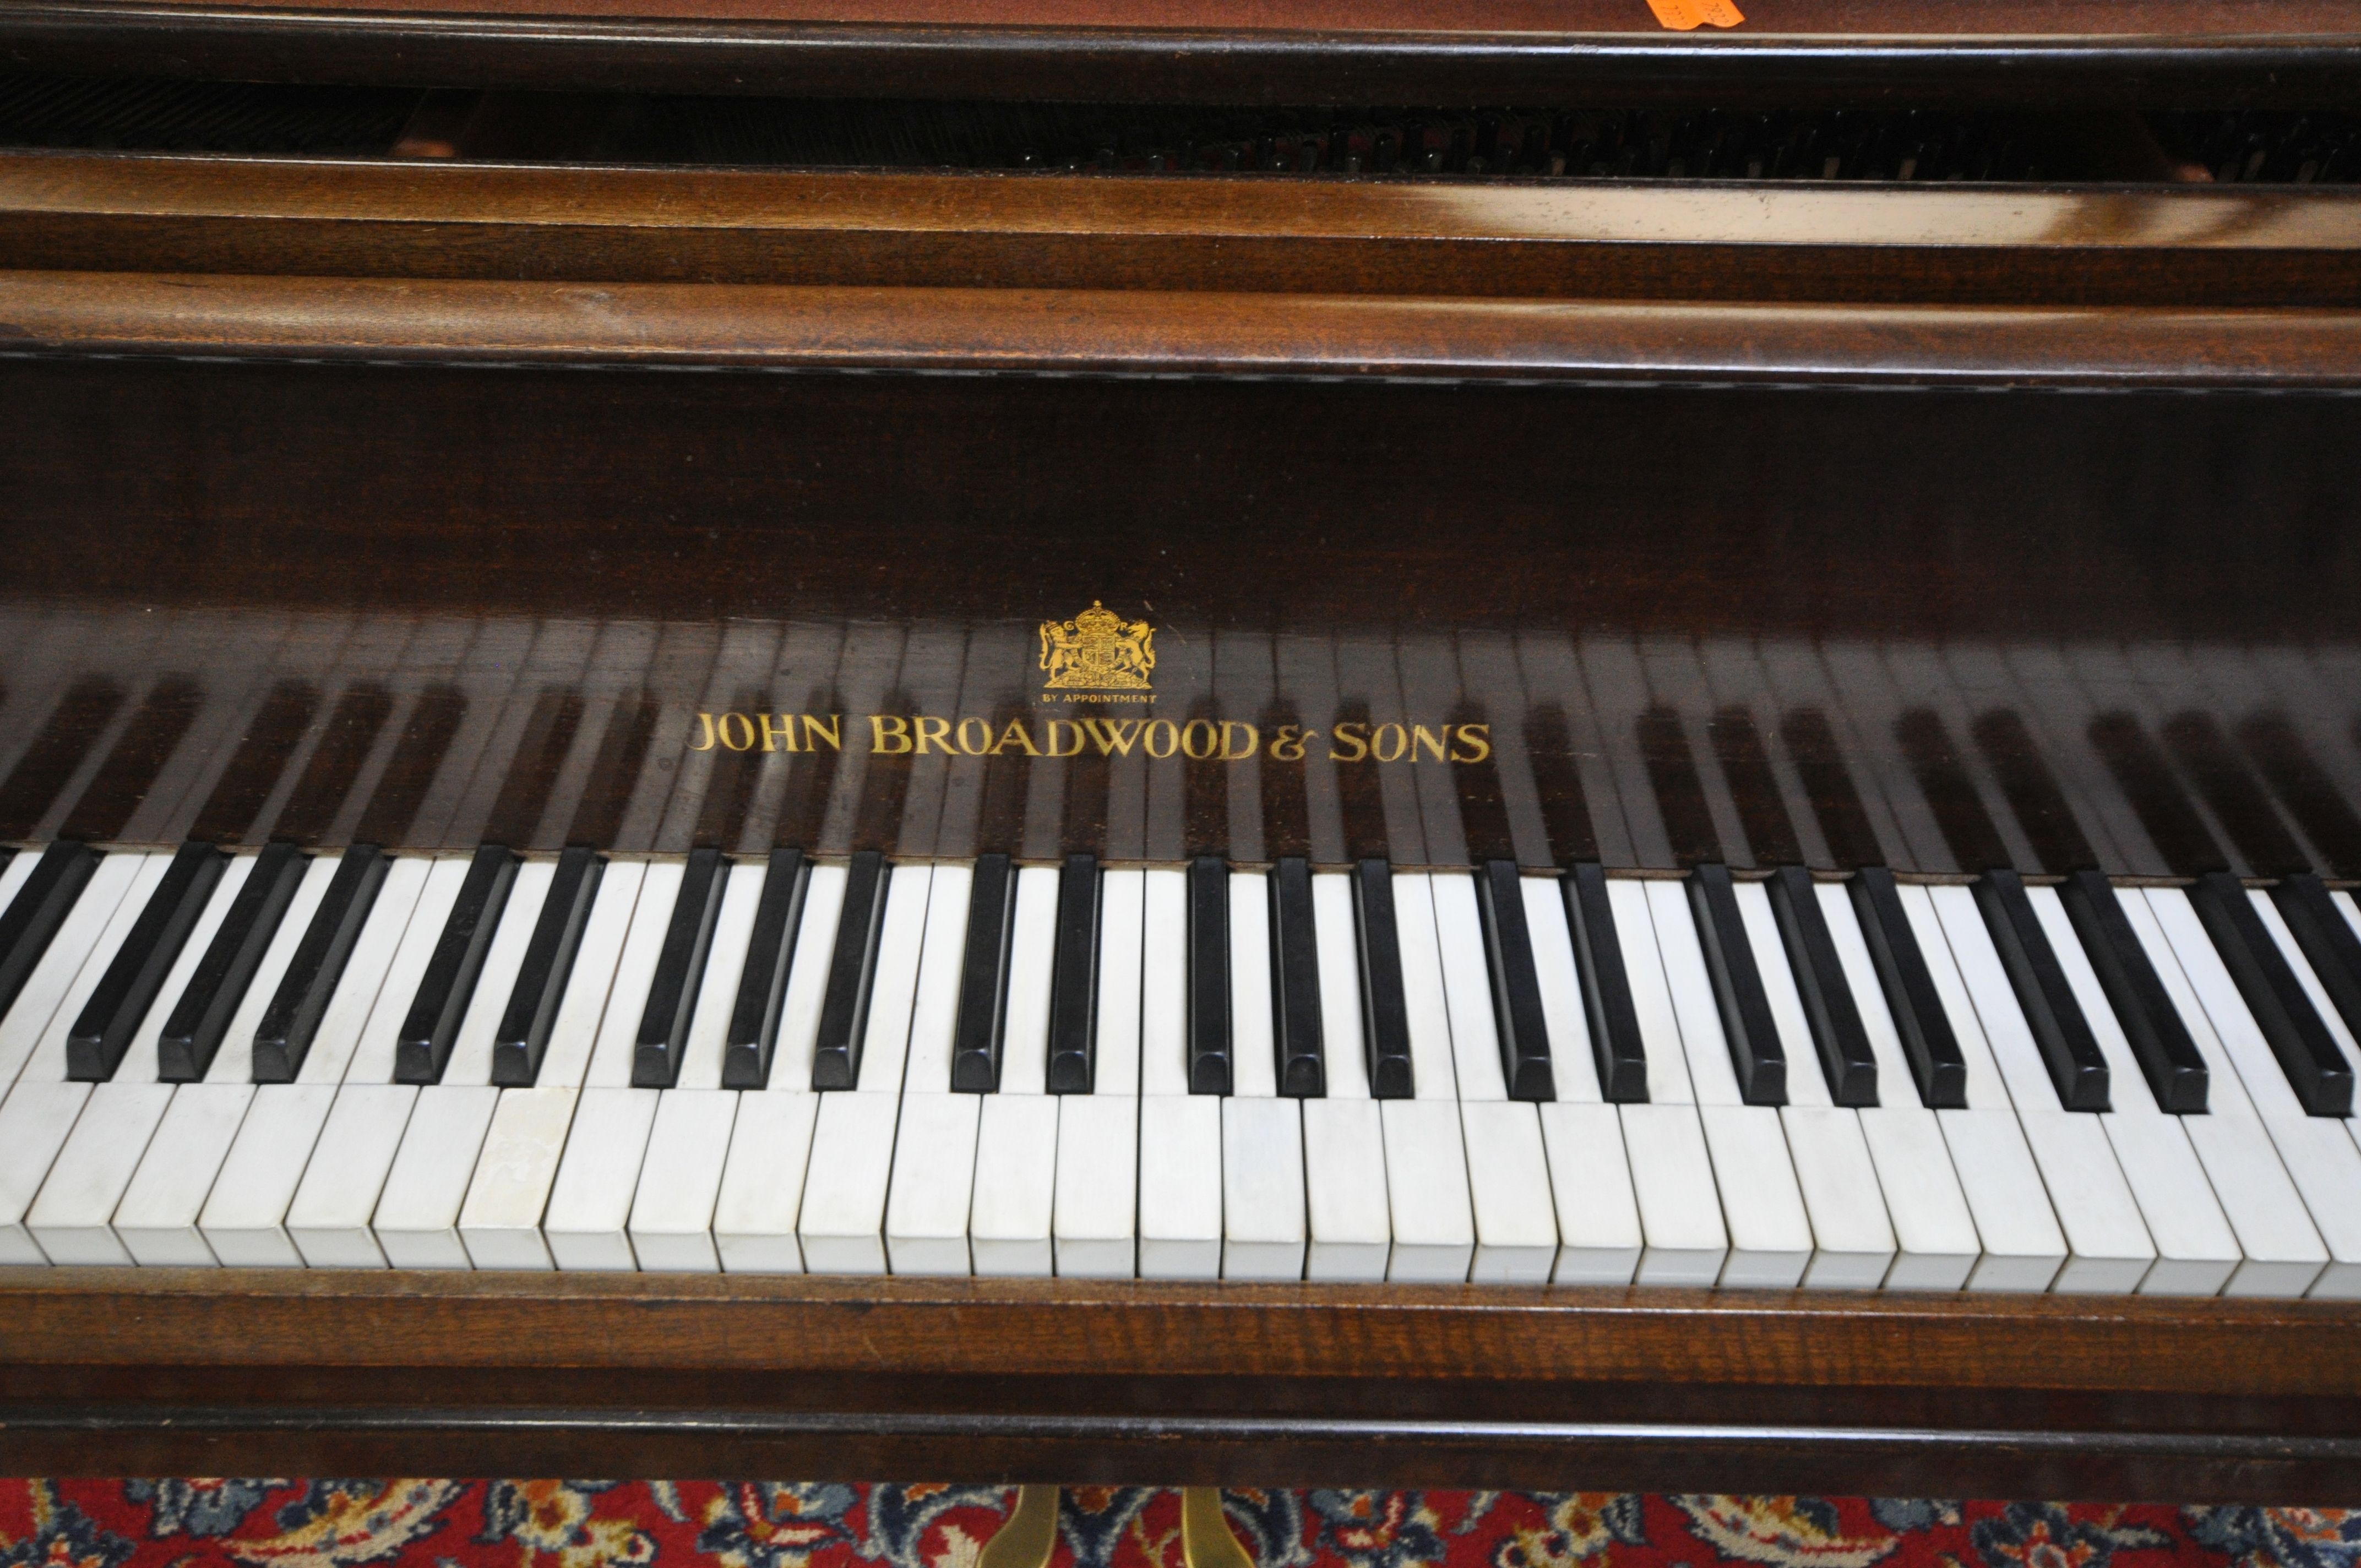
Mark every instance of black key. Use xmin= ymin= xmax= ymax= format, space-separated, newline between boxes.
xmin=1047 ymin=853 xmax=1102 ymax=1094
xmin=2058 ymin=869 xmax=2208 ymax=1113
xmin=394 ymin=844 xmax=518 ymax=1085
xmin=1473 ymin=859 xmax=1553 ymax=1102
xmin=1269 ymin=856 xmax=1325 ymax=1098
xmin=157 ymin=840 xmax=308 ymax=1082
xmin=1687 ymin=862 xmax=1785 ymax=1106
xmin=721 ymin=847 xmax=809 ymax=1090
xmin=1563 ymin=862 xmax=1648 ymax=1103
xmin=1768 ymin=865 xmax=1876 ymax=1107
xmin=2190 ymin=870 xmax=2354 ymax=1117
xmin=252 ymin=845 xmax=387 ymax=1082
xmin=949 ymin=852 xmax=1017 ymax=1093
xmin=67 ymin=840 xmax=226 ymax=1081
xmin=0 ymin=842 xmax=97 ymax=1025
xmin=809 ymin=849 xmax=889 ymax=1091
xmin=1973 ymin=867 xmax=2109 ymax=1112
xmin=1187 ymin=854 xmax=1231 ymax=1096
xmin=2269 ymin=872 xmax=2361 ymax=1048
xmin=491 ymin=846 xmax=604 ymax=1087
xmin=1847 ymin=867 xmax=1967 ymax=1109
xmin=1351 ymin=857 xmax=1412 ymax=1099
xmin=630 ymin=845 xmax=728 ymax=1089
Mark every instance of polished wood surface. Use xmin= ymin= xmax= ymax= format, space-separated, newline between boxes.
xmin=8 ymin=0 xmax=2361 ymax=104
xmin=10 ymin=154 xmax=2361 ymax=304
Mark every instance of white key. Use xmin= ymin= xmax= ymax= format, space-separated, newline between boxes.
xmin=1815 ymin=883 xmax=1981 ymax=1291
xmin=1644 ymin=880 xmax=1812 ymax=1287
xmin=2027 ymin=885 xmax=2242 ymax=1296
xmin=1605 ymin=879 xmax=1728 ymax=1281
xmin=798 ymin=1089 xmax=901 ymax=1274
xmin=1523 ymin=875 xmax=1601 ymax=1101
xmin=1537 ymin=1101 xmax=1642 ymax=1284
xmin=112 ymin=851 xmax=259 ymax=1086
xmin=2249 ymin=891 xmax=2361 ymax=1151
xmin=582 ymin=861 xmax=682 ymax=1089
xmin=1228 ymin=870 xmax=1276 ymax=1097
xmin=374 ymin=859 xmax=557 ymax=1267
xmin=116 ymin=1084 xmax=256 ymax=1266
xmin=678 ymin=862 xmax=770 ymax=1090
xmin=997 ymin=867 xmax=1059 ymax=1095
xmin=768 ymin=862 xmax=848 ymax=1092
xmin=1313 ymin=873 xmax=1370 ymax=1099
xmin=10 ymin=851 xmax=175 ymax=1089
xmin=1735 ymin=881 xmax=1896 ymax=1288
xmin=1303 ymin=1098 xmax=1388 ymax=1281
xmin=901 ymin=864 xmax=972 ymax=1093
xmin=1928 ymin=885 xmax=2154 ymax=1292
xmin=1392 ymin=873 xmax=1460 ymax=1102
xmin=628 ymin=1088 xmax=738 ymax=1271
xmin=1053 ymin=1094 xmax=1139 ymax=1278
xmin=970 ymin=1092 xmax=1058 ymax=1276
xmin=713 ymin=1090 xmax=820 ymax=1273
xmin=1378 ymin=1097 xmax=1472 ymax=1281
xmin=1430 ymin=873 xmax=1508 ymax=1101
xmin=199 ymin=859 xmax=431 ymax=1267
xmin=2144 ymin=887 xmax=2361 ymax=1298
xmin=1460 ymin=1099 xmax=1557 ymax=1283
xmin=1891 ymin=881 xmax=2068 ymax=1291
xmin=1139 ymin=869 xmax=1189 ymax=1097
xmin=1221 ymin=1095 xmax=1304 ymax=1280
xmin=458 ymin=863 xmax=645 ymax=1270
xmin=544 ymin=1086 xmax=659 ymax=1270
xmin=1138 ymin=1092 xmax=1221 ymax=1278
xmin=885 ymin=1091 xmax=980 ymax=1276
xmin=26 ymin=1082 xmax=174 ymax=1264
xmin=1091 ymin=869 xmax=1144 ymax=1097
xmin=853 ymin=863 xmax=934 ymax=1093
xmin=283 ymin=853 xmax=477 ymax=1267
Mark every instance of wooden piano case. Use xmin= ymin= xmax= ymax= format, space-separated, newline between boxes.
xmin=1 ymin=0 xmax=2359 ymax=1499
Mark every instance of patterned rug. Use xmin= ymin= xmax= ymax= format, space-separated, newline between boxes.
xmin=2 ymin=1484 xmax=2354 ymax=1568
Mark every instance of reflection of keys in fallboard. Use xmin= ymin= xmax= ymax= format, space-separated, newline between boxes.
xmin=1 ymin=604 xmax=2360 ymax=1291
xmin=3 ymin=841 xmax=2361 ymax=1294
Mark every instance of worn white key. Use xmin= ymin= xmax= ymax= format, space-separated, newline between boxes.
xmin=1815 ymin=883 xmax=1981 ymax=1290
xmin=1222 ymin=1095 xmax=1305 ymax=1280
xmin=199 ymin=858 xmax=431 ymax=1267
xmin=628 ymin=1088 xmax=738 ymax=1271
xmin=1229 ymin=869 xmax=1277 ymax=1097
xmin=798 ymin=1089 xmax=901 ymax=1274
xmin=1928 ymin=885 xmax=2154 ymax=1293
xmin=1890 ymin=881 xmax=2067 ymax=1291
xmin=459 ymin=863 xmax=645 ymax=1270
xmin=1138 ymin=1092 xmax=1220 ymax=1279
xmin=545 ymin=1087 xmax=659 ymax=1270
xmin=714 ymin=1090 xmax=820 ymax=1273
xmin=2143 ymin=887 xmax=2361 ymax=1298
xmin=1139 ymin=869 xmax=1189 ymax=1097
xmin=885 ymin=1091 xmax=980 ymax=1276
xmin=970 ymin=1092 xmax=1058 ymax=1276
xmin=283 ymin=854 xmax=476 ymax=1267
xmin=2027 ymin=885 xmax=2242 ymax=1297
xmin=1302 ymin=1098 xmax=1388 ymax=1281
xmin=1313 ymin=872 xmax=1371 ymax=1099
xmin=1644 ymin=880 xmax=1812 ymax=1287
xmin=116 ymin=1084 xmax=256 ymax=1266
xmin=26 ymin=1082 xmax=174 ymax=1264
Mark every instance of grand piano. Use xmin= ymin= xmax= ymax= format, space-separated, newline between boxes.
xmin=1 ymin=0 xmax=2359 ymax=1504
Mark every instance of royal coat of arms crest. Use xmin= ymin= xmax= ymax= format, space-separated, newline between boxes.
xmin=1039 ymin=601 xmax=1156 ymax=691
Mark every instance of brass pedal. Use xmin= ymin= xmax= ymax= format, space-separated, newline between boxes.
xmin=978 ymin=1485 xmax=1060 ymax=1568
xmin=1180 ymin=1488 xmax=1254 ymax=1568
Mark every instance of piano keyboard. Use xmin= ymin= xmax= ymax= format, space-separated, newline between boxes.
xmin=3 ymin=837 xmax=2360 ymax=1296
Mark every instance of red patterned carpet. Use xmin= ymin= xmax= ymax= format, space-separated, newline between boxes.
xmin=0 ymin=1485 xmax=2354 ymax=1568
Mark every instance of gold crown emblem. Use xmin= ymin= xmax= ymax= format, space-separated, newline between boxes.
xmin=1040 ymin=600 xmax=1155 ymax=692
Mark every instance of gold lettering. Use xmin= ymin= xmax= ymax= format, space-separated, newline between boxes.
xmin=688 ymin=711 xmax=719 ymax=752
xmin=1220 ymin=721 xmax=1260 ymax=761
xmin=1080 ymin=718 xmax=1142 ymax=756
xmin=1328 ymin=722 xmax=1369 ymax=763
xmin=913 ymin=716 xmax=953 ymax=755
xmin=1269 ymin=726 xmax=1311 ymax=762
xmin=1412 ymin=724 xmax=1449 ymax=763
xmin=994 ymin=719 xmax=1042 ymax=756
xmin=871 ymin=714 xmax=912 ymax=755
xmin=803 ymin=714 xmax=842 ymax=752
xmin=717 ymin=712 xmax=756 ymax=752
xmin=1450 ymin=723 xmax=1493 ymax=764
xmin=1045 ymin=720 xmax=1085 ymax=758
xmin=1181 ymin=719 xmax=1220 ymax=761
xmin=1371 ymin=723 xmax=1408 ymax=763
xmin=957 ymin=717 xmax=995 ymax=756
xmin=1143 ymin=719 xmax=1179 ymax=759
xmin=759 ymin=713 xmax=799 ymax=753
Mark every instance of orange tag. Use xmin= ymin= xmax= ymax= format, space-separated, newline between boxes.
xmin=1646 ymin=0 xmax=1741 ymax=26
